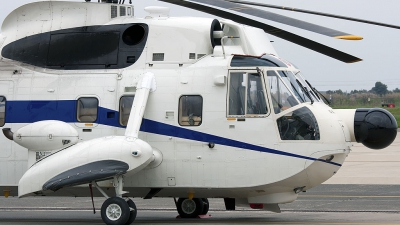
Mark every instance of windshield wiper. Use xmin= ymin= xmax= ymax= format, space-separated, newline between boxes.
xmin=304 ymin=80 xmax=320 ymax=100
xmin=296 ymin=79 xmax=314 ymax=105
xmin=305 ymin=80 xmax=331 ymax=105
xmin=256 ymin=67 xmax=263 ymax=76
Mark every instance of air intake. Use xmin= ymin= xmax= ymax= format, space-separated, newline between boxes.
xmin=152 ymin=53 xmax=164 ymax=61
xmin=120 ymin=6 xmax=126 ymax=16
xmin=111 ymin=5 xmax=117 ymax=18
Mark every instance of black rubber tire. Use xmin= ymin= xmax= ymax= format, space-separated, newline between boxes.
xmin=177 ymin=198 xmax=204 ymax=218
xmin=101 ymin=197 xmax=130 ymax=225
xmin=124 ymin=199 xmax=137 ymax=225
xmin=201 ymin=198 xmax=209 ymax=215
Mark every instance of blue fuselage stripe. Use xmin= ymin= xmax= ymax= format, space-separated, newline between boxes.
xmin=3 ymin=100 xmax=341 ymax=166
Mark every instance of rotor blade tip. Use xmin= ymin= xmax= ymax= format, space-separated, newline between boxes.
xmin=335 ymin=35 xmax=363 ymax=41
xmin=347 ymin=58 xmax=363 ymax=64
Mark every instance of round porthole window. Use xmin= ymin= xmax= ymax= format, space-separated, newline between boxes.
xmin=122 ymin=25 xmax=145 ymax=46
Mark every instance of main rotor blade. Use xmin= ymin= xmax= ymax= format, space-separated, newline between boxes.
xmin=159 ymin=0 xmax=362 ymax=63
xmin=182 ymin=0 xmax=362 ymax=40
xmin=227 ymin=0 xmax=400 ymax=30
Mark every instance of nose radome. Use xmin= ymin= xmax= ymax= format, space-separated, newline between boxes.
xmin=354 ymin=108 xmax=398 ymax=149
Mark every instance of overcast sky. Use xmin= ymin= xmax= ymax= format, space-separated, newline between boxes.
xmin=1 ymin=0 xmax=399 ymax=92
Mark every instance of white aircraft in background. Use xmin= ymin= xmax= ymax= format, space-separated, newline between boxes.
xmin=0 ymin=0 xmax=398 ymax=224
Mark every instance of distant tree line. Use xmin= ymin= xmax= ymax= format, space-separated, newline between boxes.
xmin=326 ymin=82 xmax=400 ymax=96
xmin=323 ymin=82 xmax=400 ymax=107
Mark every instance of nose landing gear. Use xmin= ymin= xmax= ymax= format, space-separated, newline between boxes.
xmin=101 ymin=197 xmax=132 ymax=225
xmin=95 ymin=176 xmax=137 ymax=225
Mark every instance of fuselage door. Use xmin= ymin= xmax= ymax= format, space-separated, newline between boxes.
xmin=0 ymin=80 xmax=14 ymax=159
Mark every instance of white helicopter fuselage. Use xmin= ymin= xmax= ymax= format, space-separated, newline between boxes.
xmin=0 ymin=1 xmax=378 ymax=209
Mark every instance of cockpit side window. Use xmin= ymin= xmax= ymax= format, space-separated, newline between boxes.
xmin=228 ymin=72 xmax=268 ymax=117
xmin=77 ymin=97 xmax=99 ymax=123
xmin=247 ymin=74 xmax=267 ymax=114
xmin=0 ymin=96 xmax=6 ymax=127
xmin=267 ymin=70 xmax=299 ymax=114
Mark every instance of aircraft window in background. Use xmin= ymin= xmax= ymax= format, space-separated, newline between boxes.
xmin=276 ymin=107 xmax=320 ymax=140
xmin=0 ymin=96 xmax=6 ymax=127
xmin=77 ymin=97 xmax=99 ymax=123
xmin=267 ymin=70 xmax=299 ymax=114
xmin=179 ymin=95 xmax=203 ymax=126
xmin=228 ymin=72 xmax=268 ymax=117
xmin=119 ymin=95 xmax=135 ymax=126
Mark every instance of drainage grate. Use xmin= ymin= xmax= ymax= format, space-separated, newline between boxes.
xmin=153 ymin=53 xmax=165 ymax=61
xmin=111 ymin=5 xmax=118 ymax=18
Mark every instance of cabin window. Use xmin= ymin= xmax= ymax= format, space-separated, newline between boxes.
xmin=119 ymin=95 xmax=135 ymax=126
xmin=0 ymin=96 xmax=6 ymax=127
xmin=77 ymin=97 xmax=98 ymax=122
xmin=228 ymin=72 xmax=268 ymax=117
xmin=179 ymin=95 xmax=203 ymax=126
xmin=267 ymin=70 xmax=299 ymax=114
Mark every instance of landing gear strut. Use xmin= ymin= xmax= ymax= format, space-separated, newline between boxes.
xmin=176 ymin=197 xmax=209 ymax=218
xmin=95 ymin=176 xmax=137 ymax=225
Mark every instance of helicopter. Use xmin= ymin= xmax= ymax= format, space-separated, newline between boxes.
xmin=0 ymin=0 xmax=398 ymax=224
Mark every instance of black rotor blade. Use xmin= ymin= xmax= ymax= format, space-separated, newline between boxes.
xmin=227 ymin=0 xmax=400 ymax=30
xmin=186 ymin=0 xmax=362 ymax=40
xmin=159 ymin=0 xmax=362 ymax=63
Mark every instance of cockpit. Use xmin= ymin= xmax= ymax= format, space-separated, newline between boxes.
xmin=229 ymin=55 xmax=323 ymax=141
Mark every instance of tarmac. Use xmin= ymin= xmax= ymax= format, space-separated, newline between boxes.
xmin=324 ymin=133 xmax=400 ymax=184
xmin=0 ymin=136 xmax=399 ymax=224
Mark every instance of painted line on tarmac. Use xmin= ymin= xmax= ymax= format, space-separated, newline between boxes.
xmin=1 ymin=208 xmax=400 ymax=214
xmin=299 ymin=195 xmax=400 ymax=198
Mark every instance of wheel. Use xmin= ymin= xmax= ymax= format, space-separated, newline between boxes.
xmin=201 ymin=198 xmax=209 ymax=215
xmin=101 ymin=197 xmax=130 ymax=225
xmin=124 ymin=199 xmax=137 ymax=225
xmin=176 ymin=198 xmax=204 ymax=218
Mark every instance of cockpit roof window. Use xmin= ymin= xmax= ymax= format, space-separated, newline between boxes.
xmin=230 ymin=56 xmax=284 ymax=67
xmin=261 ymin=55 xmax=288 ymax=67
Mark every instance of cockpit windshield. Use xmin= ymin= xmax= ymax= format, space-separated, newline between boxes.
xmin=277 ymin=71 xmax=313 ymax=103
xmin=293 ymin=71 xmax=320 ymax=102
xmin=267 ymin=70 xmax=299 ymax=114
